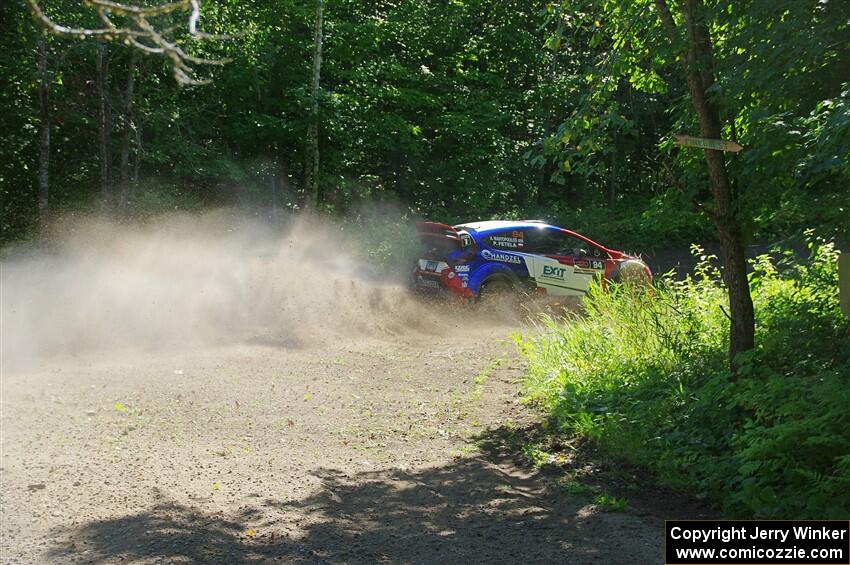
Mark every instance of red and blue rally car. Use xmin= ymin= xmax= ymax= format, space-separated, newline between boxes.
xmin=412 ymin=220 xmax=651 ymax=301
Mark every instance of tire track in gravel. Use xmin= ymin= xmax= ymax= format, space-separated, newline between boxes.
xmin=1 ymin=215 xmax=705 ymax=564
xmin=0 ymin=319 xmax=690 ymax=565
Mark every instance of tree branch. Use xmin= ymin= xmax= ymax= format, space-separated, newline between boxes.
xmin=25 ymin=0 xmax=231 ymax=85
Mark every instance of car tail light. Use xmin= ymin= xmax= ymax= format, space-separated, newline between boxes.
xmin=417 ymin=259 xmax=450 ymax=272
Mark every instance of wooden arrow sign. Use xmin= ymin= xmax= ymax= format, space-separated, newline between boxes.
xmin=675 ymin=135 xmax=743 ymax=153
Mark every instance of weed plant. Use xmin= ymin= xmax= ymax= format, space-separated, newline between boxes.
xmin=519 ymin=234 xmax=850 ymax=518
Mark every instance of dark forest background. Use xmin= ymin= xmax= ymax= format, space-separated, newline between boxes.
xmin=2 ymin=0 xmax=847 ymax=249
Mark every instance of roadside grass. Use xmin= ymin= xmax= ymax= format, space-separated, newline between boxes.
xmin=471 ymin=420 xmax=644 ymax=514
xmin=593 ymin=494 xmax=628 ymax=512
xmin=470 ymin=358 xmax=504 ymax=402
xmin=449 ymin=444 xmax=481 ymax=459
xmin=556 ymin=477 xmax=599 ymax=497
xmin=518 ymin=235 xmax=850 ymax=518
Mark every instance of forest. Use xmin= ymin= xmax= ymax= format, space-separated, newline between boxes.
xmin=3 ymin=0 xmax=847 ymax=247
xmin=2 ymin=0 xmax=849 ymax=529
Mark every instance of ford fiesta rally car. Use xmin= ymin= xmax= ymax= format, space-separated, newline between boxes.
xmin=412 ymin=220 xmax=651 ymax=301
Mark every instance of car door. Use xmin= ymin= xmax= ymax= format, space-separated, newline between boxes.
xmin=479 ymin=228 xmax=533 ymax=283
xmin=526 ymin=228 xmax=607 ymax=296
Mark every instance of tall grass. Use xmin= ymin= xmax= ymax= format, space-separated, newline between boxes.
xmin=519 ymin=235 xmax=850 ymax=518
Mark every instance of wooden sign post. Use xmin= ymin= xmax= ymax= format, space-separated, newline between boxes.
xmin=675 ymin=135 xmax=743 ymax=153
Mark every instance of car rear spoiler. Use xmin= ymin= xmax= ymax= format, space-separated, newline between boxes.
xmin=416 ymin=221 xmax=461 ymax=241
xmin=416 ymin=221 xmax=469 ymax=261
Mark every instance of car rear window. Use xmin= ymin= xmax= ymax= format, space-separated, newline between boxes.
xmin=419 ymin=235 xmax=460 ymax=259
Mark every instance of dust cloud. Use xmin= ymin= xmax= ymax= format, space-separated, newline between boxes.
xmin=2 ymin=211 xmax=470 ymax=371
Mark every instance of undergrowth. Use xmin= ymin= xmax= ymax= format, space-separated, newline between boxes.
xmin=519 ymin=233 xmax=850 ymax=518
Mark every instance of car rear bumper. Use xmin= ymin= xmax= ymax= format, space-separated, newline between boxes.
xmin=410 ymin=270 xmax=473 ymax=300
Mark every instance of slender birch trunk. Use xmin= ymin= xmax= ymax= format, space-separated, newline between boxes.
xmin=608 ymin=138 xmax=617 ymax=209
xmin=132 ymin=58 xmax=144 ymax=193
xmin=304 ymin=0 xmax=323 ymax=210
xmin=118 ymin=50 xmax=137 ymax=214
xmin=96 ymin=41 xmax=112 ymax=209
xmin=37 ymin=36 xmax=50 ymax=238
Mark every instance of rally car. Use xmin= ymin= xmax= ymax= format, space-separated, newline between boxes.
xmin=412 ymin=220 xmax=651 ymax=302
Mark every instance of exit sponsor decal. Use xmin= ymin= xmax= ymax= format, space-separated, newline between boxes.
xmin=542 ymin=265 xmax=566 ymax=279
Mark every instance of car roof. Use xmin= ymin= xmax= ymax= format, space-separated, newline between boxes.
xmin=453 ymin=220 xmax=554 ymax=234
xmin=454 ymin=219 xmax=619 ymax=254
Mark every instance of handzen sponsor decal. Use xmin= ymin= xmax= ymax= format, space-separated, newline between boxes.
xmin=481 ymin=249 xmax=522 ymax=264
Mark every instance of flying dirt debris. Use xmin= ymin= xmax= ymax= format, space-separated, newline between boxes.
xmin=1 ymin=212 xmax=463 ymax=370
xmin=0 ymin=213 xmax=673 ymax=565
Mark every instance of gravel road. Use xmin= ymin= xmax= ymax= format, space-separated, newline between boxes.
xmin=0 ymin=318 xmax=675 ymax=564
xmin=1 ymin=216 xmax=691 ymax=564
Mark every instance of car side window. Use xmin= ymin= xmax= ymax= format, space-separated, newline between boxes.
xmin=528 ymin=229 xmax=604 ymax=258
xmin=484 ymin=229 xmax=527 ymax=251
xmin=456 ymin=231 xmax=478 ymax=262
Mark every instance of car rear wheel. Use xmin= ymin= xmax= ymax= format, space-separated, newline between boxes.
xmin=477 ymin=277 xmax=519 ymax=314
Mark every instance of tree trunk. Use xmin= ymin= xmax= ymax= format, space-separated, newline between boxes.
xmin=37 ymin=36 xmax=50 ymax=238
xmin=654 ymin=0 xmax=755 ymax=368
xmin=96 ymin=41 xmax=112 ymax=210
xmin=538 ymin=47 xmax=560 ymax=208
xmin=132 ymin=58 xmax=144 ymax=194
xmin=608 ymin=138 xmax=617 ymax=209
xmin=304 ymin=0 xmax=323 ymax=210
xmin=118 ymin=50 xmax=137 ymax=214
xmin=132 ymin=122 xmax=142 ymax=190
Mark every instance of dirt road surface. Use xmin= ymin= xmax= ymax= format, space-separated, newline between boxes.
xmin=2 ymin=319 xmax=684 ymax=565
xmin=1 ymin=217 xmax=701 ymax=564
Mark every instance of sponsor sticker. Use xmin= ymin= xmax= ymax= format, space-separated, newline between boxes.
xmin=454 ymin=264 xmax=471 ymax=273
xmin=575 ymin=259 xmax=606 ymax=275
xmin=542 ymin=265 xmax=567 ymax=279
xmin=481 ymin=249 xmax=522 ymax=264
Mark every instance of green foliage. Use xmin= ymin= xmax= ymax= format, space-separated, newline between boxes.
xmin=471 ymin=358 xmax=502 ymax=401
xmin=2 ymin=0 xmax=847 ymax=248
xmin=555 ymin=477 xmax=600 ymax=497
xmin=522 ymin=443 xmax=554 ymax=469
xmin=543 ymin=0 xmax=850 ymax=245
xmin=520 ymin=235 xmax=850 ymax=518
xmin=593 ymin=494 xmax=628 ymax=512
xmin=336 ymin=209 xmax=420 ymax=276
xmin=531 ymin=191 xmax=712 ymax=251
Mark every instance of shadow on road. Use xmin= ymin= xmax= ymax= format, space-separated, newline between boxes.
xmin=47 ymin=425 xmax=682 ymax=564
